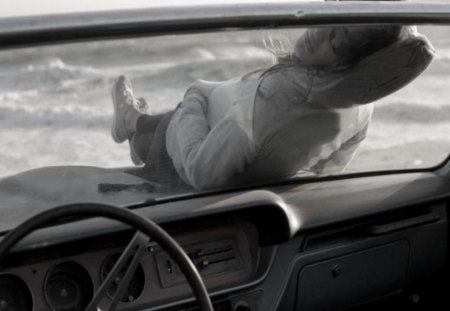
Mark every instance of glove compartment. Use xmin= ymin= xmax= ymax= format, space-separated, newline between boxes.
xmin=296 ymin=240 xmax=409 ymax=311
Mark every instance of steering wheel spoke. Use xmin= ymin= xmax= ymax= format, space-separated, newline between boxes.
xmin=86 ymin=231 xmax=148 ymax=311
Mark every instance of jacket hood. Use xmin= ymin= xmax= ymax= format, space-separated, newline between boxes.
xmin=308 ymin=30 xmax=435 ymax=109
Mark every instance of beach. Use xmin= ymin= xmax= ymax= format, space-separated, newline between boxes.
xmin=0 ymin=26 xmax=449 ymax=177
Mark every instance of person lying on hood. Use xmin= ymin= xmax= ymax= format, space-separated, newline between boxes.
xmin=110 ymin=24 xmax=434 ymax=190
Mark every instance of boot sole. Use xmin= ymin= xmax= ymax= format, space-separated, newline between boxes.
xmin=111 ymin=76 xmax=129 ymax=143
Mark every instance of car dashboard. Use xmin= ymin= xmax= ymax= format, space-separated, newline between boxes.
xmin=0 ymin=171 xmax=449 ymax=311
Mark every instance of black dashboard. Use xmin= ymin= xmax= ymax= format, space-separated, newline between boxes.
xmin=1 ymin=222 xmax=267 ymax=311
xmin=0 ymin=171 xmax=449 ymax=311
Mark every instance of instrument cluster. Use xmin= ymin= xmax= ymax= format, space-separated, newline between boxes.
xmin=0 ymin=223 xmax=260 ymax=311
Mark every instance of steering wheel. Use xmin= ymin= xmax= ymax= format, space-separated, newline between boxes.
xmin=0 ymin=203 xmax=214 ymax=311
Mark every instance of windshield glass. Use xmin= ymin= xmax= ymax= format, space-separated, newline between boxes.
xmin=0 ymin=25 xmax=449 ymax=196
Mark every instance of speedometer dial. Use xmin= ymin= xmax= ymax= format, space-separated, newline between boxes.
xmin=45 ymin=262 xmax=93 ymax=311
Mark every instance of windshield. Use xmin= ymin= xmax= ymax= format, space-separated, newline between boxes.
xmin=0 ymin=25 xmax=448 ymax=196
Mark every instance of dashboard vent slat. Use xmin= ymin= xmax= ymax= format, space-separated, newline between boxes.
xmin=302 ymin=207 xmax=441 ymax=252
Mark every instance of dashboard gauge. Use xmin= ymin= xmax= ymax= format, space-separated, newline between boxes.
xmin=100 ymin=252 xmax=145 ymax=303
xmin=0 ymin=274 xmax=32 ymax=311
xmin=45 ymin=262 xmax=93 ymax=311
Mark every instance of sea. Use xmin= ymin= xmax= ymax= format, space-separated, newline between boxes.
xmin=0 ymin=26 xmax=449 ymax=177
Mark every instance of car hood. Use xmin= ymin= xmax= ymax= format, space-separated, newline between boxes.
xmin=0 ymin=166 xmax=164 ymax=233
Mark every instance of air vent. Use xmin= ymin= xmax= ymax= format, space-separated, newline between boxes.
xmin=302 ymin=207 xmax=441 ymax=251
xmin=358 ymin=207 xmax=440 ymax=235
xmin=302 ymin=227 xmax=362 ymax=251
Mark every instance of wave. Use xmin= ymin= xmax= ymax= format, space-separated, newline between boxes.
xmin=0 ymin=103 xmax=111 ymax=130
xmin=0 ymin=57 xmax=105 ymax=93
xmin=0 ymin=44 xmax=272 ymax=95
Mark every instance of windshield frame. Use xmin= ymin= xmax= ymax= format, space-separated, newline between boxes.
xmin=1 ymin=1 xmax=450 ymax=49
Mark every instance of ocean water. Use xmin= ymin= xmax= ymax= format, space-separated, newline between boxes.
xmin=0 ymin=27 xmax=449 ymax=177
